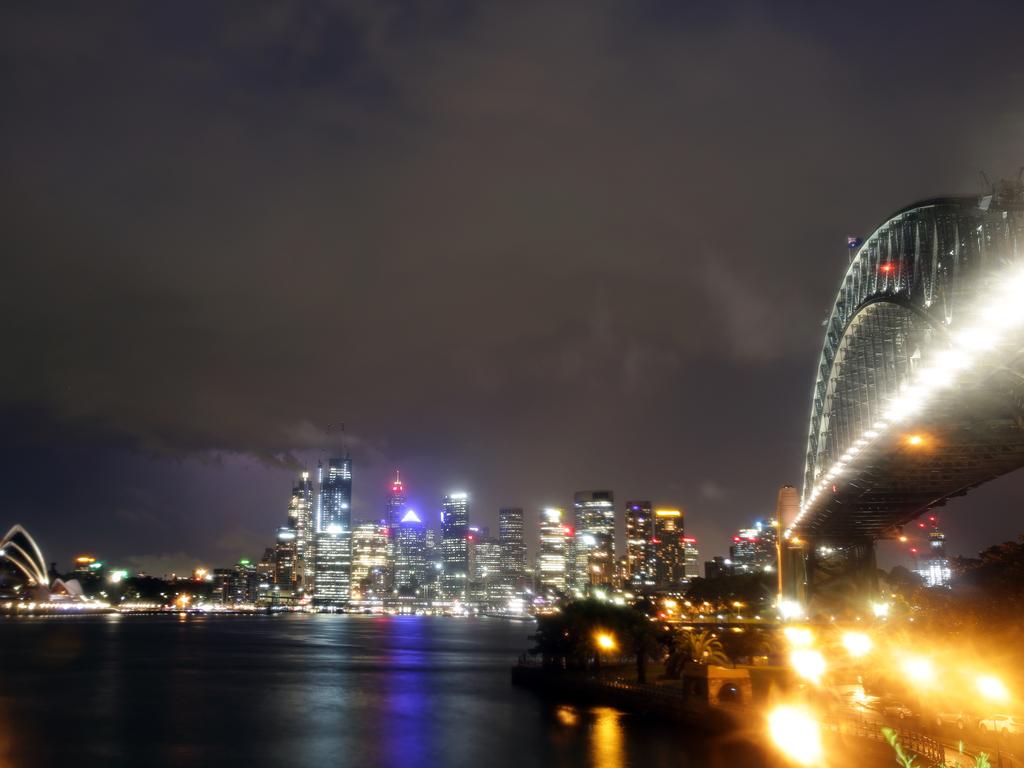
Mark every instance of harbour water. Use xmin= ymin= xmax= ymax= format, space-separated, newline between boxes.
xmin=0 ymin=614 xmax=735 ymax=767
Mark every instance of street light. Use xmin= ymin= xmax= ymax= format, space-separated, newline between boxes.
xmin=768 ymin=706 xmax=823 ymax=766
xmin=902 ymin=656 xmax=935 ymax=686
xmin=593 ymin=632 xmax=616 ymax=676
xmin=976 ymin=675 xmax=1010 ymax=702
xmin=841 ymin=632 xmax=872 ymax=658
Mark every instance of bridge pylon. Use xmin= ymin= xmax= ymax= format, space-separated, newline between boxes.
xmin=780 ymin=536 xmax=880 ymax=619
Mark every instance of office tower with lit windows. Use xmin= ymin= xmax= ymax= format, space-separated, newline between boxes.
xmin=469 ymin=535 xmax=502 ymax=604
xmin=728 ymin=518 xmax=778 ymax=574
xmin=386 ymin=470 xmax=406 ymax=529
xmin=351 ymin=521 xmax=389 ymax=603
xmin=499 ymin=507 xmax=527 ymax=595
xmin=572 ymin=491 xmax=615 ymax=588
xmin=382 ymin=470 xmax=407 ymax=588
xmin=394 ymin=509 xmax=428 ymax=593
xmin=683 ymin=536 xmax=700 ymax=579
xmin=273 ymin=525 xmax=297 ymax=589
xmin=653 ymin=508 xmax=686 ymax=589
xmin=314 ymin=457 xmax=354 ymax=608
xmin=538 ymin=507 xmax=569 ymax=596
xmin=625 ymin=500 xmax=656 ymax=588
xmin=440 ymin=493 xmax=470 ymax=600
xmin=289 ymin=471 xmax=315 ymax=592
xmin=915 ymin=518 xmax=952 ymax=588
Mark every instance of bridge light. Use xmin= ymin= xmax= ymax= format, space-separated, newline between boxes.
xmin=898 ymin=535 xmax=908 ymax=542
xmin=906 ymin=434 xmax=925 ymax=447
xmin=878 ymin=262 xmax=895 ymax=275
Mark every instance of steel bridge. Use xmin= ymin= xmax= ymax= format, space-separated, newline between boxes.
xmin=781 ymin=180 xmax=1024 ymax=610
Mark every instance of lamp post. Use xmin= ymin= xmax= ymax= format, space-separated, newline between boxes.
xmin=594 ymin=632 xmax=616 ymax=677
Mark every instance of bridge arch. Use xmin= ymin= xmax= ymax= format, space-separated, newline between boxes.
xmin=796 ymin=189 xmax=1024 ymax=537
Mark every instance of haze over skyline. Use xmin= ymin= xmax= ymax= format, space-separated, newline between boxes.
xmin=4 ymin=1 xmax=1024 ymax=574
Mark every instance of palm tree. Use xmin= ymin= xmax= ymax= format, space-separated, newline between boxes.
xmin=665 ymin=629 xmax=730 ymax=678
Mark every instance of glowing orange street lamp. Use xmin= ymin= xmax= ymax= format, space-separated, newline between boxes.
xmin=906 ymin=434 xmax=925 ymax=447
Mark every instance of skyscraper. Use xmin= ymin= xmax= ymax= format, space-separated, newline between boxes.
xmin=472 ymin=537 xmax=502 ymax=604
xmin=538 ymin=507 xmax=569 ymax=596
xmin=351 ymin=520 xmax=389 ymax=603
xmin=914 ymin=517 xmax=952 ymax=588
xmin=289 ymin=471 xmax=315 ymax=594
xmin=683 ymin=536 xmax=700 ymax=579
xmin=314 ymin=457 xmax=354 ymax=608
xmin=573 ymin=490 xmax=615 ymax=589
xmin=386 ymin=470 xmax=406 ymax=529
xmin=273 ymin=525 xmax=297 ymax=590
xmin=394 ymin=509 xmax=428 ymax=593
xmin=728 ymin=518 xmax=778 ymax=574
xmin=653 ymin=508 xmax=685 ymax=589
xmin=384 ymin=470 xmax=406 ymax=588
xmin=625 ymin=500 xmax=655 ymax=588
xmin=499 ymin=507 xmax=526 ymax=595
xmin=440 ymin=493 xmax=470 ymax=601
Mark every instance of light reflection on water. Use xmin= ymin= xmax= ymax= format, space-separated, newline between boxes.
xmin=0 ymin=614 xmax=730 ymax=768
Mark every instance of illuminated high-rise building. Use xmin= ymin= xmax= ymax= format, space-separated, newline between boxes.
xmin=273 ymin=525 xmax=297 ymax=589
xmin=499 ymin=507 xmax=527 ymax=594
xmin=653 ymin=508 xmax=685 ymax=589
xmin=914 ymin=517 xmax=952 ymax=588
xmin=683 ymin=536 xmax=700 ymax=579
xmin=386 ymin=470 xmax=406 ymax=529
xmin=625 ymin=500 xmax=655 ymax=588
xmin=351 ymin=521 xmax=389 ymax=602
xmin=440 ymin=493 xmax=470 ymax=600
xmin=383 ymin=470 xmax=406 ymax=587
xmin=314 ymin=457 xmax=354 ymax=608
xmin=728 ymin=518 xmax=778 ymax=574
xmin=313 ymin=531 xmax=351 ymax=608
xmin=319 ymin=458 xmax=352 ymax=531
xmin=472 ymin=537 xmax=502 ymax=604
xmin=394 ymin=509 xmax=428 ymax=593
xmin=289 ymin=471 xmax=315 ymax=592
xmin=538 ymin=507 xmax=569 ymax=596
xmin=573 ymin=491 xmax=615 ymax=588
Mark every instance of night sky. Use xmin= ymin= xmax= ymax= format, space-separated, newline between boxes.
xmin=3 ymin=1 xmax=1024 ymax=575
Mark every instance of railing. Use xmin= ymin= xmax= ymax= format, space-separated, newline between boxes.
xmin=820 ymin=717 xmax=945 ymax=766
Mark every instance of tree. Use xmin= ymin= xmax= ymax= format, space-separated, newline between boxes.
xmin=664 ymin=629 xmax=730 ymax=678
xmin=529 ymin=599 xmax=664 ymax=679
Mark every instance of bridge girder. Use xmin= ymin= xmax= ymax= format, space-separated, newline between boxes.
xmin=795 ymin=190 xmax=1024 ymax=539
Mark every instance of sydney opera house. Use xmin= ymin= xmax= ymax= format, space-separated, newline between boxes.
xmin=0 ymin=524 xmax=86 ymax=604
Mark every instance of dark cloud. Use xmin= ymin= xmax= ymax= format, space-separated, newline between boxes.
xmin=2 ymin=0 xmax=1024 ymax=570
